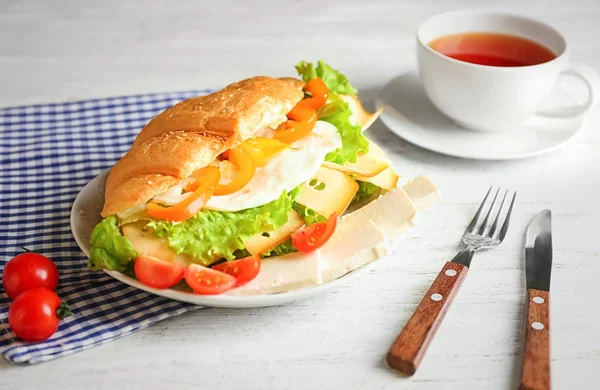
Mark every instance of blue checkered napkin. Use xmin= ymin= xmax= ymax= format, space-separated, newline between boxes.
xmin=0 ymin=90 xmax=213 ymax=364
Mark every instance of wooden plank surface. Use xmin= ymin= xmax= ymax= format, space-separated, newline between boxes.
xmin=1 ymin=0 xmax=599 ymax=389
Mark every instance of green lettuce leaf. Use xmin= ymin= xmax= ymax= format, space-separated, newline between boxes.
xmin=263 ymin=238 xmax=298 ymax=258
xmin=296 ymin=60 xmax=369 ymax=165
xmin=292 ymin=202 xmax=326 ymax=225
xmin=351 ymin=181 xmax=383 ymax=208
xmin=296 ymin=60 xmax=358 ymax=96
xmin=319 ymin=99 xmax=369 ymax=164
xmin=146 ymin=189 xmax=298 ymax=265
xmin=89 ymin=215 xmax=138 ymax=272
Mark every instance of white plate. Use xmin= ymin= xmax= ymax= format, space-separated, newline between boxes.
xmin=375 ymin=71 xmax=588 ymax=160
xmin=70 ymin=171 xmax=366 ymax=308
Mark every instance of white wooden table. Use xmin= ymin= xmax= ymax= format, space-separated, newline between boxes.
xmin=1 ymin=0 xmax=599 ymax=389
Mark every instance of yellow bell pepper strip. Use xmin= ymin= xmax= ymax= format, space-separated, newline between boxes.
xmin=240 ymin=137 xmax=289 ymax=167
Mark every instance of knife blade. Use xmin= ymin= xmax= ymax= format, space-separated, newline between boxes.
xmin=521 ymin=209 xmax=553 ymax=390
xmin=525 ymin=209 xmax=553 ymax=291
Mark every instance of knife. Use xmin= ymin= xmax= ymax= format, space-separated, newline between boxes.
xmin=520 ymin=210 xmax=553 ymax=390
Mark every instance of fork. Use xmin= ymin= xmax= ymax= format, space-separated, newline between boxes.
xmin=386 ymin=187 xmax=517 ymax=376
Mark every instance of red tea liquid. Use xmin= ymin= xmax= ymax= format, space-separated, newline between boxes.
xmin=428 ymin=32 xmax=557 ymax=67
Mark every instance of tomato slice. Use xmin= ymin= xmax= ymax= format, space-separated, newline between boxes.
xmin=292 ymin=212 xmax=338 ymax=252
xmin=214 ymin=146 xmax=256 ymax=196
xmin=147 ymin=166 xmax=220 ymax=221
xmin=185 ymin=264 xmax=236 ymax=295
xmin=296 ymin=78 xmax=329 ymax=110
xmin=134 ymin=255 xmax=185 ymax=289
xmin=213 ymin=256 xmax=261 ymax=286
xmin=241 ymin=137 xmax=289 ymax=167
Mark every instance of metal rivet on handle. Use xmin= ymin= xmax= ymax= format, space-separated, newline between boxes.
xmin=532 ymin=322 xmax=545 ymax=330
xmin=445 ymin=269 xmax=457 ymax=277
xmin=532 ymin=297 xmax=545 ymax=304
xmin=431 ymin=293 xmax=443 ymax=302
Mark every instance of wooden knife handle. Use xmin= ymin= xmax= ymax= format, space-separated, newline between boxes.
xmin=520 ymin=289 xmax=551 ymax=390
xmin=386 ymin=261 xmax=468 ymax=375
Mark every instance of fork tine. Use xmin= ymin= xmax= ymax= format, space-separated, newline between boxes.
xmin=477 ymin=188 xmax=501 ymax=235
xmin=488 ymin=190 xmax=508 ymax=238
xmin=498 ymin=191 xmax=517 ymax=242
xmin=466 ymin=187 xmax=492 ymax=233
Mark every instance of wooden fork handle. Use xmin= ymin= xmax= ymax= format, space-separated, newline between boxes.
xmin=386 ymin=261 xmax=468 ymax=375
xmin=520 ymin=289 xmax=551 ymax=390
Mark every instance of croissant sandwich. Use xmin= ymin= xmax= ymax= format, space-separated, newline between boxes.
xmin=88 ymin=60 xmax=440 ymax=295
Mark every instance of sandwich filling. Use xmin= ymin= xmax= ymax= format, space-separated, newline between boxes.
xmin=152 ymin=120 xmax=342 ymax=212
xmin=89 ymin=61 xmax=394 ymax=291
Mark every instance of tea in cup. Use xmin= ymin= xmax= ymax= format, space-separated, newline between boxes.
xmin=417 ymin=10 xmax=597 ymax=132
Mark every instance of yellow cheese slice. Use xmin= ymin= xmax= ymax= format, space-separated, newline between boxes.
xmin=340 ymin=95 xmax=383 ymax=131
xmin=323 ymin=139 xmax=389 ymax=178
xmin=295 ymin=166 xmax=359 ymax=217
xmin=244 ymin=210 xmax=304 ymax=257
xmin=121 ymin=221 xmax=194 ymax=267
xmin=352 ymin=141 xmax=399 ymax=190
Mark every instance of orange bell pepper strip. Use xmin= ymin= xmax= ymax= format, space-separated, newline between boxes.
xmin=273 ymin=106 xmax=318 ymax=144
xmin=273 ymin=77 xmax=329 ymax=144
xmin=213 ymin=146 xmax=256 ymax=196
xmin=287 ymin=104 xmax=318 ymax=123
xmin=296 ymin=78 xmax=329 ymax=110
xmin=147 ymin=166 xmax=220 ymax=222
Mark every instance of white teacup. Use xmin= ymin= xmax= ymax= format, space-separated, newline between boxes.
xmin=417 ymin=10 xmax=598 ymax=132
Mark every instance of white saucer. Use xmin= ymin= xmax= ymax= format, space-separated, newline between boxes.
xmin=375 ymin=71 xmax=588 ymax=160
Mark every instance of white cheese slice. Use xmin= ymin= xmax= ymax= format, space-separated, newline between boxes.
xmin=340 ymin=185 xmax=417 ymax=240
xmin=319 ymin=219 xmax=390 ymax=284
xmin=402 ymin=176 xmax=440 ymax=211
xmin=225 ymin=250 xmax=322 ymax=296
xmin=317 ymin=186 xmax=418 ymax=285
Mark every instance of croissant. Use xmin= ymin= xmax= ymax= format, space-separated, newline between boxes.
xmin=101 ymin=76 xmax=304 ymax=217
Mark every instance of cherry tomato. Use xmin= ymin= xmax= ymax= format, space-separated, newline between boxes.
xmin=292 ymin=212 xmax=338 ymax=252
xmin=185 ymin=264 xmax=236 ymax=295
xmin=8 ymin=287 xmax=71 ymax=342
xmin=2 ymin=250 xmax=59 ymax=300
xmin=134 ymin=255 xmax=185 ymax=289
xmin=213 ymin=256 xmax=260 ymax=286
xmin=147 ymin=166 xmax=220 ymax=221
xmin=214 ymin=146 xmax=256 ymax=196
